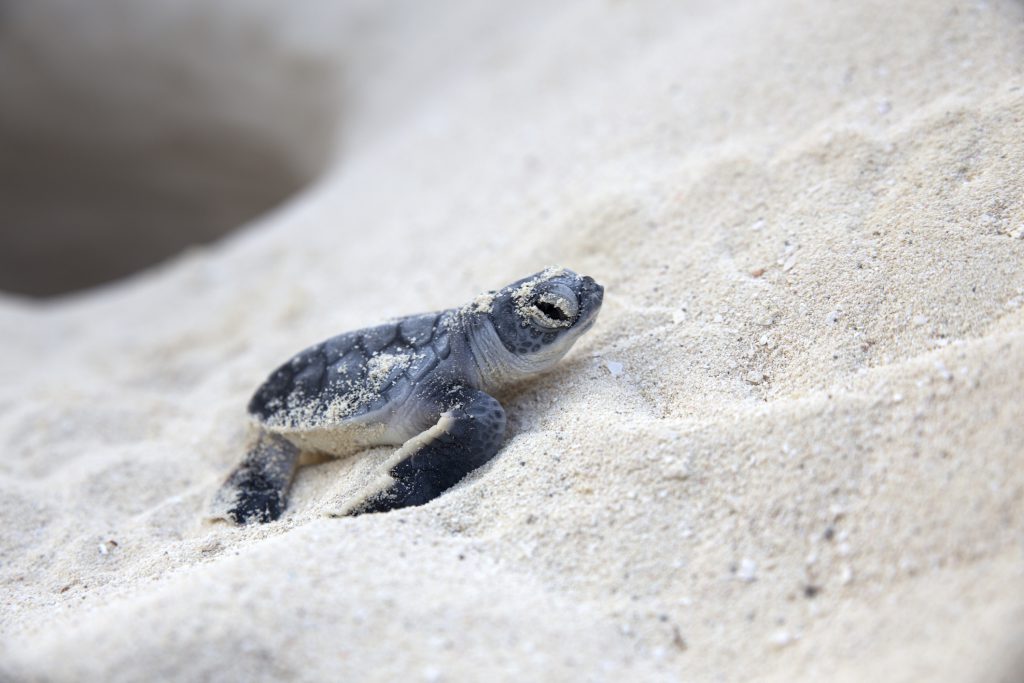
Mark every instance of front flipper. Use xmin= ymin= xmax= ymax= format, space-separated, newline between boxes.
xmin=209 ymin=430 xmax=300 ymax=525
xmin=341 ymin=388 xmax=506 ymax=516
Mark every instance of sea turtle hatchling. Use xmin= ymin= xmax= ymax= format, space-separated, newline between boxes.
xmin=210 ymin=267 xmax=604 ymax=524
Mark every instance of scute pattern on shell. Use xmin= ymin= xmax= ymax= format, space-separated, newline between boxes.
xmin=248 ymin=312 xmax=449 ymax=430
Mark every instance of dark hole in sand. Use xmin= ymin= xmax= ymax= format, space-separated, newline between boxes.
xmin=0 ymin=2 xmax=339 ymax=298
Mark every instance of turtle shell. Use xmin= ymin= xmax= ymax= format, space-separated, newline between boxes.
xmin=248 ymin=312 xmax=451 ymax=432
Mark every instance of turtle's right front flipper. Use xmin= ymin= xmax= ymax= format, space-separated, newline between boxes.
xmin=209 ymin=431 xmax=300 ymax=525
xmin=338 ymin=388 xmax=506 ymax=516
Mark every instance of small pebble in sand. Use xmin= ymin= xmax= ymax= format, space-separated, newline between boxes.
xmin=736 ymin=558 xmax=758 ymax=582
xmin=605 ymin=361 xmax=624 ymax=377
xmin=672 ymin=626 xmax=688 ymax=651
xmin=771 ymin=630 xmax=796 ymax=648
xmin=840 ymin=566 xmax=854 ymax=585
xmin=825 ymin=310 xmax=841 ymax=325
xmin=745 ymin=370 xmax=765 ymax=385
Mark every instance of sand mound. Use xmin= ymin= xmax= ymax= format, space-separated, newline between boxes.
xmin=1 ymin=1 xmax=1022 ymax=680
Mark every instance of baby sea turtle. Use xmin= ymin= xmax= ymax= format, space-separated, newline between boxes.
xmin=211 ymin=267 xmax=604 ymax=524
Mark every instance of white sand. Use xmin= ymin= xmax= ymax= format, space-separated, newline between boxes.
xmin=2 ymin=0 xmax=1024 ymax=680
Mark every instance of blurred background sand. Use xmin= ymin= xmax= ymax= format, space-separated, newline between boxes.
xmin=0 ymin=1 xmax=1022 ymax=680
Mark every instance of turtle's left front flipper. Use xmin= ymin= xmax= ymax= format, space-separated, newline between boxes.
xmin=342 ymin=388 xmax=506 ymax=516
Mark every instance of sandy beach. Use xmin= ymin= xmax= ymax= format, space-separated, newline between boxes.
xmin=1 ymin=0 xmax=1023 ymax=680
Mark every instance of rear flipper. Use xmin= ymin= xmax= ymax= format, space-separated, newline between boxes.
xmin=339 ymin=388 xmax=506 ymax=516
xmin=209 ymin=431 xmax=300 ymax=525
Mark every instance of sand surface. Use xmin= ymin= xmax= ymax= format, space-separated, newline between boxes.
xmin=2 ymin=1 xmax=1024 ymax=680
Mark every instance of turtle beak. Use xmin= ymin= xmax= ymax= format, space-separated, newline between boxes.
xmin=581 ymin=276 xmax=604 ymax=308
xmin=576 ymin=276 xmax=604 ymax=328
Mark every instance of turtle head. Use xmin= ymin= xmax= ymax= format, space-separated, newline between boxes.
xmin=467 ymin=267 xmax=604 ymax=386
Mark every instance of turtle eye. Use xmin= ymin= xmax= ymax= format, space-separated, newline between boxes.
xmin=531 ymin=290 xmax=578 ymax=328
xmin=536 ymin=299 xmax=570 ymax=322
